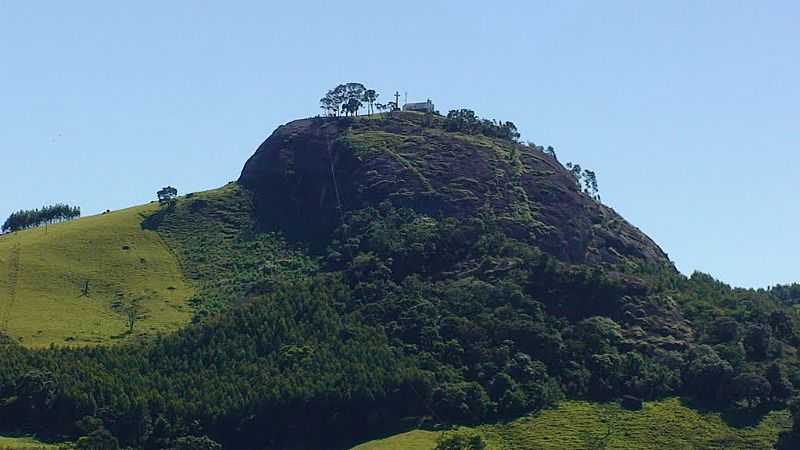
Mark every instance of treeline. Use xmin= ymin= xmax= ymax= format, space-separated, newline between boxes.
xmin=2 ymin=203 xmax=81 ymax=233
xmin=767 ymin=283 xmax=800 ymax=306
xmin=443 ymin=109 xmax=520 ymax=142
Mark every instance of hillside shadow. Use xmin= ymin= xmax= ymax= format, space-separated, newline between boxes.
xmin=775 ymin=431 xmax=800 ymax=450
xmin=140 ymin=203 xmax=174 ymax=231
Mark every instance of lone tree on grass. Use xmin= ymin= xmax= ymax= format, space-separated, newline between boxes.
xmin=123 ymin=297 xmax=146 ymax=334
xmin=157 ymin=186 xmax=178 ymax=206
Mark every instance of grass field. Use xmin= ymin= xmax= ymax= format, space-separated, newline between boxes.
xmin=0 ymin=203 xmax=193 ymax=347
xmin=0 ymin=435 xmax=60 ymax=449
xmin=352 ymin=398 xmax=791 ymax=450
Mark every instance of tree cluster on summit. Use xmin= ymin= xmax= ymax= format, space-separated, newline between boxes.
xmin=319 ymin=83 xmax=600 ymax=200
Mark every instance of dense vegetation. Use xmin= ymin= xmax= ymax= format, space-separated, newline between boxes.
xmin=2 ymin=204 xmax=80 ymax=233
xmin=3 ymin=194 xmax=799 ymax=448
xmin=1 ymin=112 xmax=799 ymax=449
xmin=769 ymin=283 xmax=800 ymax=306
xmin=442 ymin=109 xmax=520 ymax=142
xmin=142 ymin=184 xmax=317 ymax=320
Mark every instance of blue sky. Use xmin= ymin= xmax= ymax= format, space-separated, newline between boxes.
xmin=1 ymin=1 xmax=797 ymax=288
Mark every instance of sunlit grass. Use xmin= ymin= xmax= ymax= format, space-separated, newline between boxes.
xmin=0 ymin=202 xmax=193 ymax=347
xmin=0 ymin=435 xmax=61 ymax=449
xmin=352 ymin=398 xmax=791 ymax=450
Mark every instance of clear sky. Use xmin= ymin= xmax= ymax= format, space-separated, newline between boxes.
xmin=1 ymin=1 xmax=797 ymax=288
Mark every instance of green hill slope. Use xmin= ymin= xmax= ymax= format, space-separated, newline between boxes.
xmin=0 ymin=435 xmax=59 ymax=449
xmin=353 ymin=398 xmax=790 ymax=450
xmin=0 ymin=203 xmax=193 ymax=347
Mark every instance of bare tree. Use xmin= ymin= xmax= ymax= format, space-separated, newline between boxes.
xmin=122 ymin=297 xmax=146 ymax=334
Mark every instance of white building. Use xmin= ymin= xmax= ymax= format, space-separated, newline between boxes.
xmin=402 ymin=99 xmax=435 ymax=113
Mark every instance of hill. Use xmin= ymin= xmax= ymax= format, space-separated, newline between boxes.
xmin=240 ymin=112 xmax=671 ymax=268
xmin=0 ymin=204 xmax=193 ymax=347
xmin=1 ymin=111 xmax=799 ymax=450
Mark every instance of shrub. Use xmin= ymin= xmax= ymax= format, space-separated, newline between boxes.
xmin=435 ymin=429 xmax=486 ymax=450
xmin=432 ymin=382 xmax=491 ymax=423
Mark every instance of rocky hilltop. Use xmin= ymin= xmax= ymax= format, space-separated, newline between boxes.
xmin=240 ymin=112 xmax=672 ymax=270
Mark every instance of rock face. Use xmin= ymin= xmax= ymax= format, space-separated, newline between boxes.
xmin=239 ymin=112 xmax=673 ymax=270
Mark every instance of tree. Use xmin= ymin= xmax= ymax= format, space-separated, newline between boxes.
xmin=743 ymin=323 xmax=771 ymax=360
xmin=76 ymin=428 xmax=119 ymax=450
xmin=157 ymin=186 xmax=178 ymax=206
xmin=564 ymin=164 xmax=600 ymax=201
xmin=714 ymin=343 xmax=746 ymax=372
xmin=122 ymin=297 xmax=146 ymax=334
xmin=769 ymin=310 xmax=796 ymax=342
xmin=432 ymin=382 xmax=491 ymax=423
xmin=80 ymin=280 xmax=91 ymax=297
xmin=726 ymin=373 xmax=771 ymax=408
xmin=565 ymin=162 xmax=583 ymax=186
xmin=342 ymin=97 xmax=362 ymax=117
xmin=708 ymin=317 xmax=740 ymax=343
xmin=582 ymin=169 xmax=599 ymax=199
xmin=344 ymin=83 xmax=366 ymax=103
xmin=319 ymin=94 xmax=338 ymax=117
xmin=766 ymin=363 xmax=794 ymax=402
xmin=15 ymin=369 xmax=57 ymax=425
xmin=320 ymin=83 xmax=370 ymax=117
xmin=497 ymin=121 xmax=520 ymax=141
xmin=435 ymin=430 xmax=486 ymax=450
xmin=320 ymin=85 xmax=345 ymax=117
xmin=570 ymin=317 xmax=623 ymax=356
xmin=444 ymin=109 xmax=480 ymax=133
xmin=684 ymin=345 xmax=734 ymax=401
xmin=363 ymin=89 xmax=378 ymax=115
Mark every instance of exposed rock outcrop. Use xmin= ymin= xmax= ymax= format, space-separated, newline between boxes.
xmin=240 ymin=112 xmax=673 ymax=271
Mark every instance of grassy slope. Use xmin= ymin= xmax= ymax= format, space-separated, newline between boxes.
xmin=0 ymin=435 xmax=59 ymax=449
xmin=0 ymin=203 xmax=193 ymax=347
xmin=353 ymin=398 xmax=790 ymax=450
xmin=146 ymin=182 xmax=317 ymax=318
